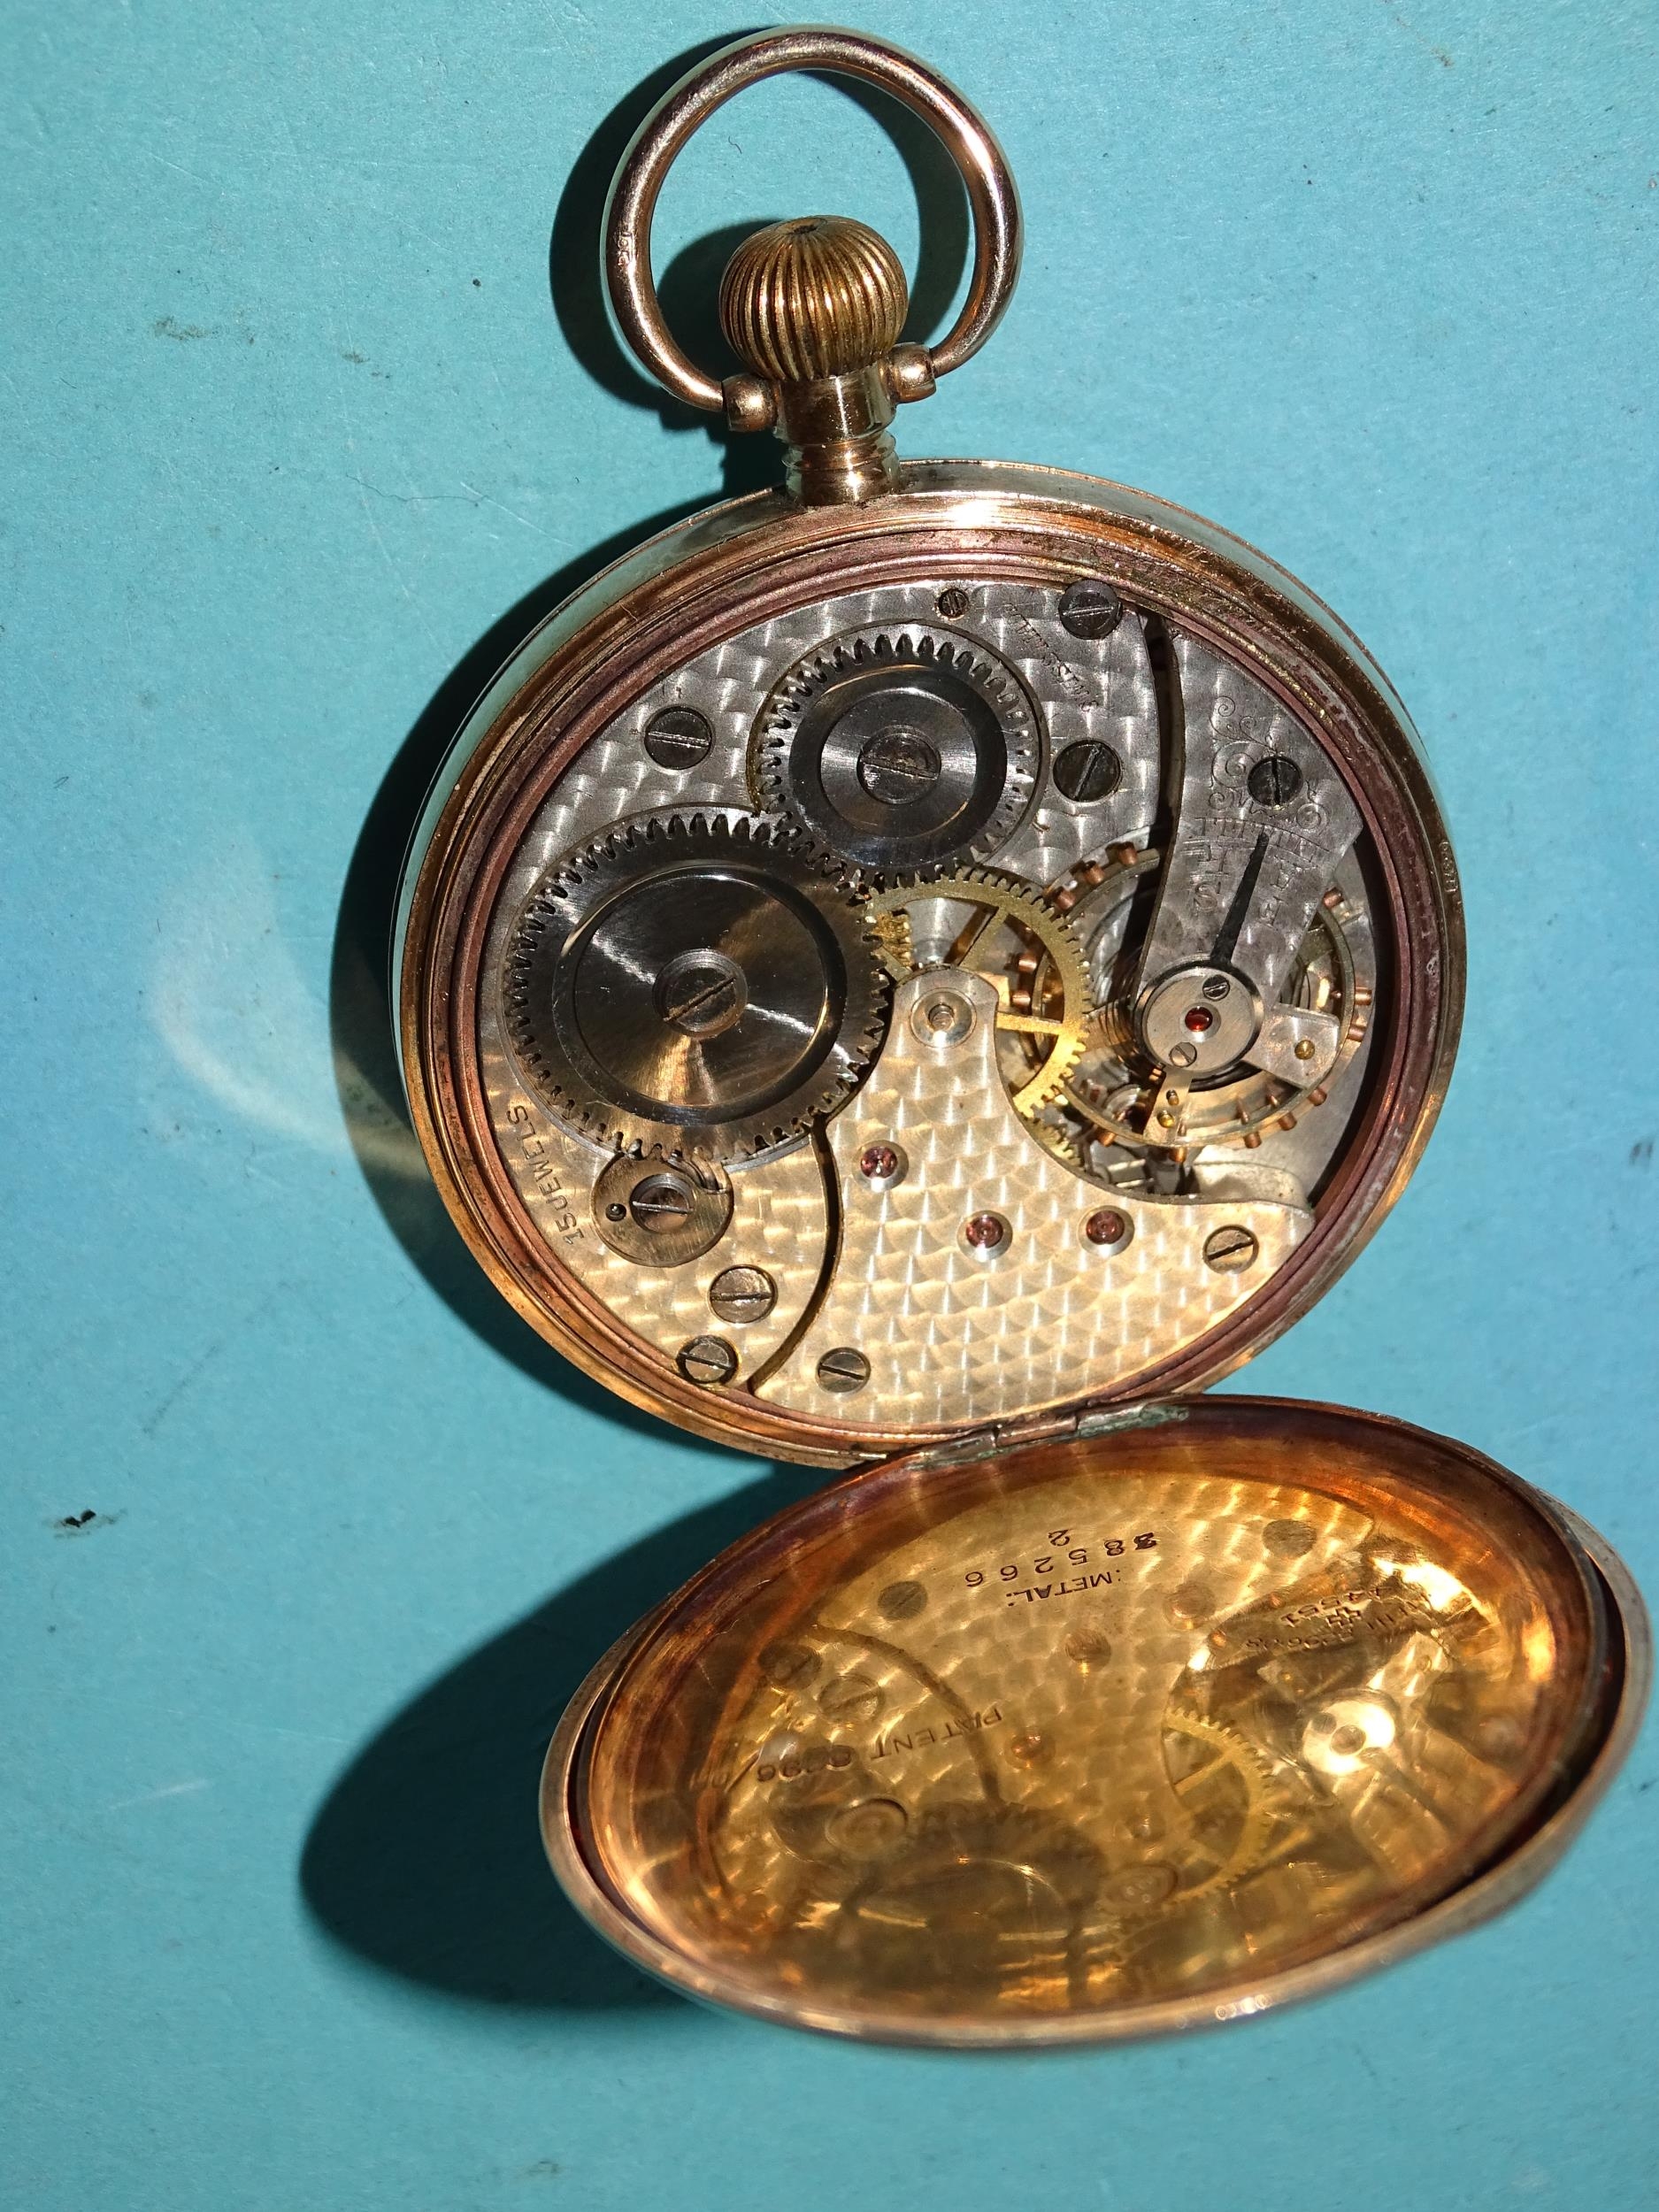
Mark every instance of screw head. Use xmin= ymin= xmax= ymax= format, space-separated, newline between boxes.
xmin=856 ymin=727 xmax=942 ymax=804
xmin=878 ymin=1579 xmax=927 ymax=1621
xmin=1051 ymin=738 xmax=1125 ymax=803
xmin=677 ymin=1334 xmax=737 ymax=1385
xmin=818 ymin=1671 xmax=883 ymax=1723
xmin=1084 ymin=1207 xmax=1129 ymax=1248
xmin=1169 ymin=1041 xmax=1197 ymax=1067
xmin=1294 ymin=1036 xmax=1317 ymax=1061
xmin=708 ymin=1265 xmax=778 ymax=1324
xmin=1202 ymin=974 xmax=1232 ymax=1001
xmin=1248 ymin=753 xmax=1303 ymax=807
xmin=758 ymin=1640 xmax=821 ymax=1688
xmin=1202 ymin=1225 xmax=1260 ymax=1273
xmin=655 ymin=948 xmax=746 ymax=1039
xmin=935 ymin=586 xmax=970 ymax=618
xmin=1058 ymin=577 xmax=1125 ymax=640
xmin=1263 ymin=1517 xmax=1316 ymax=1557
xmin=816 ymin=1346 xmax=872 ymax=1394
xmin=962 ymin=1211 xmax=1008 ymax=1251
xmin=629 ymin=1172 xmax=695 ymax=1233
xmin=642 ymin=704 xmax=713 ymax=770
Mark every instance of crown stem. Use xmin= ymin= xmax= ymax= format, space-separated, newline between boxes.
xmin=718 ymin=216 xmax=932 ymax=505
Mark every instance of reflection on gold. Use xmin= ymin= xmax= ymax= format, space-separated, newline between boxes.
xmin=575 ymin=1416 xmax=1603 ymax=2032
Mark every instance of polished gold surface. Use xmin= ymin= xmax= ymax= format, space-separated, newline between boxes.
xmin=546 ymin=1402 xmax=1644 ymax=2045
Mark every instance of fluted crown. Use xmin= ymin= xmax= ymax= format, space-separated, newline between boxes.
xmin=718 ymin=217 xmax=908 ymax=385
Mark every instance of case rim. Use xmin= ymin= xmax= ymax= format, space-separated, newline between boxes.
xmin=539 ymin=1397 xmax=1650 ymax=2048
xmin=396 ymin=461 xmax=1465 ymax=1465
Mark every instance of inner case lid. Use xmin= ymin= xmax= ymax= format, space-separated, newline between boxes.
xmin=542 ymin=1398 xmax=1644 ymax=2047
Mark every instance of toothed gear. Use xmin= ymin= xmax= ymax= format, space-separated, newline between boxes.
xmin=1160 ymin=1710 xmax=1281 ymax=1902
xmin=866 ymin=866 xmax=1093 ymax=1117
xmin=504 ymin=809 xmax=887 ymax=1163
xmin=755 ymin=624 xmax=1039 ymax=873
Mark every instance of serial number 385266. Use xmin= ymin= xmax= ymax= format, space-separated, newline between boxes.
xmin=964 ymin=1531 xmax=1159 ymax=1586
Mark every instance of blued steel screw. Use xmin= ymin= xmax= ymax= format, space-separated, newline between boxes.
xmin=643 ymin=704 xmax=714 ymax=770
xmin=1058 ymin=577 xmax=1125 ymax=640
xmin=677 ymin=1334 xmax=737 ymax=1385
xmin=1202 ymin=1225 xmax=1259 ymax=1273
xmin=1052 ymin=739 xmax=1124 ymax=803
xmin=935 ymin=586 xmax=970 ymax=618
xmin=1248 ymin=753 xmax=1302 ymax=807
xmin=708 ymin=1265 xmax=777 ymax=1324
xmin=816 ymin=1346 xmax=872 ymax=1394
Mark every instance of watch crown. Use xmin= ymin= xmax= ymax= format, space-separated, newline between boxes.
xmin=718 ymin=216 xmax=908 ymax=384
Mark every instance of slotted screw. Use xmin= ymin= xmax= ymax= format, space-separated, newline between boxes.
xmin=678 ymin=1335 xmax=737 ymax=1385
xmin=816 ymin=1346 xmax=872 ymax=1394
xmin=643 ymin=704 xmax=713 ymax=770
xmin=709 ymin=1266 xmax=777 ymax=1325
xmin=629 ymin=1173 xmax=694 ymax=1234
xmin=1248 ymin=754 xmax=1302 ymax=807
xmin=1052 ymin=739 xmax=1123 ymax=802
xmin=1058 ymin=577 xmax=1125 ymax=640
xmin=1202 ymin=1225 xmax=1259 ymax=1273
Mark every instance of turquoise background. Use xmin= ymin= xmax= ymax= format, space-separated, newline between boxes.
xmin=5 ymin=3 xmax=1657 ymax=2205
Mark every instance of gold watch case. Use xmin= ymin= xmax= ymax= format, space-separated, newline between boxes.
xmin=391 ymin=28 xmax=1647 ymax=2046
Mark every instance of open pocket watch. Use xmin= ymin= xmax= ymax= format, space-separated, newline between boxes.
xmin=393 ymin=28 xmax=1647 ymax=2046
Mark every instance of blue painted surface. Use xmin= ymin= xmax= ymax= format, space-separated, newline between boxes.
xmin=5 ymin=3 xmax=1656 ymax=2204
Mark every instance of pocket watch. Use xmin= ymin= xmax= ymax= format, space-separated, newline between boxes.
xmin=393 ymin=28 xmax=1647 ymax=2045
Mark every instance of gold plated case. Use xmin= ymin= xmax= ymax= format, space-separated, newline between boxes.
xmin=392 ymin=29 xmax=1646 ymax=2044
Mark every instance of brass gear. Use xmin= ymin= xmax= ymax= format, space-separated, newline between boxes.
xmin=866 ymin=867 xmax=1093 ymax=1118
xmin=1160 ymin=1709 xmax=1280 ymax=1903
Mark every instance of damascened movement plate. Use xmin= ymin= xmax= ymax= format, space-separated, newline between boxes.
xmin=544 ymin=1401 xmax=1637 ymax=2047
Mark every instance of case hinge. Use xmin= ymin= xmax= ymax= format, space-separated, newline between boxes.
xmin=895 ymin=1400 xmax=1190 ymax=1476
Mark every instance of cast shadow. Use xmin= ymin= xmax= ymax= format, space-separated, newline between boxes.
xmin=329 ymin=35 xmax=969 ymax=1410
xmin=299 ymin=1462 xmax=822 ymax=2008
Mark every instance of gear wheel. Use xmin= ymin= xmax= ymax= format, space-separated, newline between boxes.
xmin=866 ymin=867 xmax=1093 ymax=1117
xmin=1161 ymin=1710 xmax=1280 ymax=1902
xmin=504 ymin=809 xmax=887 ymax=1163
xmin=755 ymin=625 xmax=1038 ymax=873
